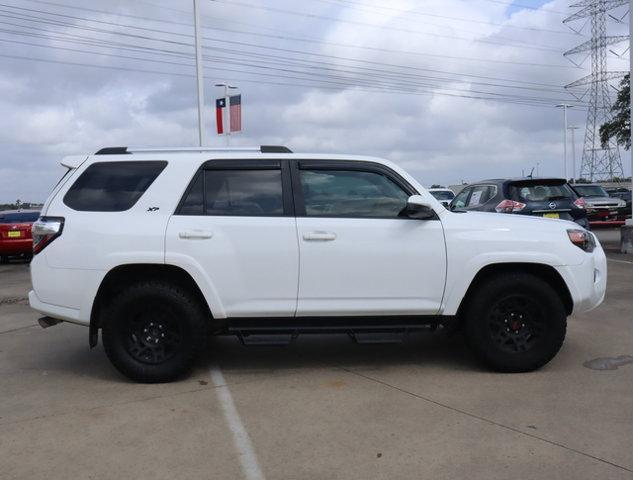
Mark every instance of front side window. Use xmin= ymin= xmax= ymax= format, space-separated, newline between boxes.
xmin=64 ymin=161 xmax=167 ymax=212
xmin=299 ymin=169 xmax=410 ymax=218
xmin=451 ymin=188 xmax=471 ymax=209
xmin=178 ymin=169 xmax=284 ymax=216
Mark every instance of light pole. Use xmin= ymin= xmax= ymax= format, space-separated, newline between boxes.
xmin=568 ymin=125 xmax=580 ymax=183
xmin=536 ymin=161 xmax=540 ymax=177
xmin=556 ymin=104 xmax=573 ymax=180
xmin=193 ymin=0 xmax=205 ymax=147
xmin=215 ymin=82 xmax=237 ymax=146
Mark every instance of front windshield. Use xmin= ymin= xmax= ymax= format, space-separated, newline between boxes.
xmin=574 ymin=185 xmax=608 ymax=197
xmin=430 ymin=190 xmax=455 ymax=201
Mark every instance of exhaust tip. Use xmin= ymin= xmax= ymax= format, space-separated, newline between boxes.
xmin=38 ymin=316 xmax=62 ymax=329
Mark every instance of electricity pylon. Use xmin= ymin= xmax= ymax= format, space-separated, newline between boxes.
xmin=563 ymin=0 xmax=628 ymax=181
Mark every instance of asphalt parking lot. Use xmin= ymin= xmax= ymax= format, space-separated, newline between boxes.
xmin=1 ymin=229 xmax=632 ymax=480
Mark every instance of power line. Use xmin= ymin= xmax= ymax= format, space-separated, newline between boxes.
xmin=0 ymin=51 xmax=587 ymax=109
xmin=208 ymin=0 xmax=563 ymax=53
xmin=477 ymin=0 xmax=567 ymax=15
xmin=0 ymin=33 xmax=584 ymax=106
xmin=14 ymin=0 xmax=583 ymax=70
xmin=0 ymin=16 xmax=579 ymax=94
xmin=0 ymin=10 xmax=583 ymax=93
xmin=312 ymin=0 xmax=578 ymax=35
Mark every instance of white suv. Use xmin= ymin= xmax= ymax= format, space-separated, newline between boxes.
xmin=29 ymin=146 xmax=607 ymax=382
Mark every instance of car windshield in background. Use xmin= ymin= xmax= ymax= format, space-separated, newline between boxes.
xmin=430 ymin=190 xmax=454 ymax=201
xmin=574 ymin=185 xmax=609 ymax=197
xmin=0 ymin=211 xmax=40 ymax=223
xmin=509 ymin=182 xmax=575 ymax=202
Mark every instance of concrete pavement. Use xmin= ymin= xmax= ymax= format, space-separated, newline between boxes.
xmin=1 ymin=232 xmax=632 ymax=480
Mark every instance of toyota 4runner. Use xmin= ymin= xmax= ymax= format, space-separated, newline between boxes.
xmin=29 ymin=146 xmax=607 ymax=382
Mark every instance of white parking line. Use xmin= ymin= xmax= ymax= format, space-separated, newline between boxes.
xmin=210 ymin=366 xmax=265 ymax=480
xmin=608 ymin=258 xmax=633 ymax=265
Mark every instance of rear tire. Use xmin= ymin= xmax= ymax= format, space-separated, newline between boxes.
xmin=102 ymin=281 xmax=207 ymax=383
xmin=0 ymin=256 xmax=8 ymax=264
xmin=463 ymin=273 xmax=567 ymax=373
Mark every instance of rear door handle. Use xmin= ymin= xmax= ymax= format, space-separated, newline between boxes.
xmin=303 ymin=231 xmax=336 ymax=241
xmin=179 ymin=230 xmax=213 ymax=240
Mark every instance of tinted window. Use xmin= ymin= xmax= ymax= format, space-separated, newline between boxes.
xmin=64 ymin=161 xmax=167 ymax=212
xmin=467 ymin=185 xmax=496 ymax=206
xmin=451 ymin=188 xmax=470 ymax=209
xmin=510 ymin=183 xmax=576 ymax=202
xmin=204 ymin=169 xmax=283 ymax=216
xmin=573 ymin=185 xmax=608 ymax=198
xmin=0 ymin=211 xmax=40 ymax=223
xmin=179 ymin=173 xmax=204 ymax=215
xmin=300 ymin=169 xmax=409 ymax=218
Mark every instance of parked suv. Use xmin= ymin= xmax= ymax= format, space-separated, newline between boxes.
xmin=0 ymin=210 xmax=40 ymax=263
xmin=450 ymin=178 xmax=589 ymax=228
xmin=29 ymin=147 xmax=606 ymax=382
xmin=572 ymin=184 xmax=627 ymax=226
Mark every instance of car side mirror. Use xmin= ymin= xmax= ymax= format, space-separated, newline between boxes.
xmin=405 ymin=195 xmax=436 ymax=220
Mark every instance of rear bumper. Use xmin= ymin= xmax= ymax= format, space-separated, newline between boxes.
xmin=29 ymin=254 xmax=103 ymax=326
xmin=28 ymin=290 xmax=86 ymax=326
xmin=589 ymin=220 xmax=626 ymax=227
xmin=0 ymin=239 xmax=32 ymax=255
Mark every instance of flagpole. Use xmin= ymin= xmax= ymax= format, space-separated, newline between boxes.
xmin=193 ymin=0 xmax=205 ymax=147
xmin=225 ymin=83 xmax=231 ymax=147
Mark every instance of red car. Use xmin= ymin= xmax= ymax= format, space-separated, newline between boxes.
xmin=0 ymin=210 xmax=40 ymax=263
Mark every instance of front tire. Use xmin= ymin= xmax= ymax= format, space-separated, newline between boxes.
xmin=463 ymin=273 xmax=567 ymax=373
xmin=102 ymin=281 xmax=207 ymax=383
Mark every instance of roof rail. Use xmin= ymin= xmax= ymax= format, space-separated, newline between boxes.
xmin=94 ymin=145 xmax=293 ymax=155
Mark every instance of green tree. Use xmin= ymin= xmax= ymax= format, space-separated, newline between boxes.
xmin=600 ymin=74 xmax=630 ymax=150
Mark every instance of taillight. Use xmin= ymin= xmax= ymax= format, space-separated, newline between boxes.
xmin=32 ymin=217 xmax=64 ymax=254
xmin=495 ymin=199 xmax=526 ymax=213
xmin=567 ymin=229 xmax=596 ymax=252
xmin=573 ymin=197 xmax=586 ymax=209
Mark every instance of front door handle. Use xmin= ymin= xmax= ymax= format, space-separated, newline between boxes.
xmin=303 ymin=231 xmax=337 ymax=241
xmin=179 ymin=230 xmax=213 ymax=240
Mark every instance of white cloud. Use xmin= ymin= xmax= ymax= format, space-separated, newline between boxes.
xmin=0 ymin=0 xmax=629 ymax=202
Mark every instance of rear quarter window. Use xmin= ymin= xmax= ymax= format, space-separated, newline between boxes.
xmin=63 ymin=161 xmax=167 ymax=212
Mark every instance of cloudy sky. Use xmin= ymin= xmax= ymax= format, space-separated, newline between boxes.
xmin=0 ymin=0 xmax=629 ymax=203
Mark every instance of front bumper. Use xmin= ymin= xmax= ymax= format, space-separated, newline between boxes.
xmin=555 ymin=244 xmax=607 ymax=315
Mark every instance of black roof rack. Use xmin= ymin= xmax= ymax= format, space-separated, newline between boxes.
xmin=95 ymin=145 xmax=293 ymax=155
xmin=95 ymin=147 xmax=129 ymax=155
xmin=260 ymin=145 xmax=292 ymax=153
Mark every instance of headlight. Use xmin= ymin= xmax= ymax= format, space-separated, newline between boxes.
xmin=567 ymin=229 xmax=595 ymax=252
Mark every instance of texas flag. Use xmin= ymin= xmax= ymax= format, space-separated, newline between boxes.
xmin=215 ymin=95 xmax=242 ymax=134
xmin=215 ymin=97 xmax=226 ymax=135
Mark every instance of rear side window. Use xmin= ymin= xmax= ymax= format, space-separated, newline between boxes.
xmin=0 ymin=212 xmax=40 ymax=223
xmin=178 ymin=169 xmax=284 ymax=216
xmin=64 ymin=161 xmax=167 ymax=212
xmin=467 ymin=185 xmax=496 ymax=207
